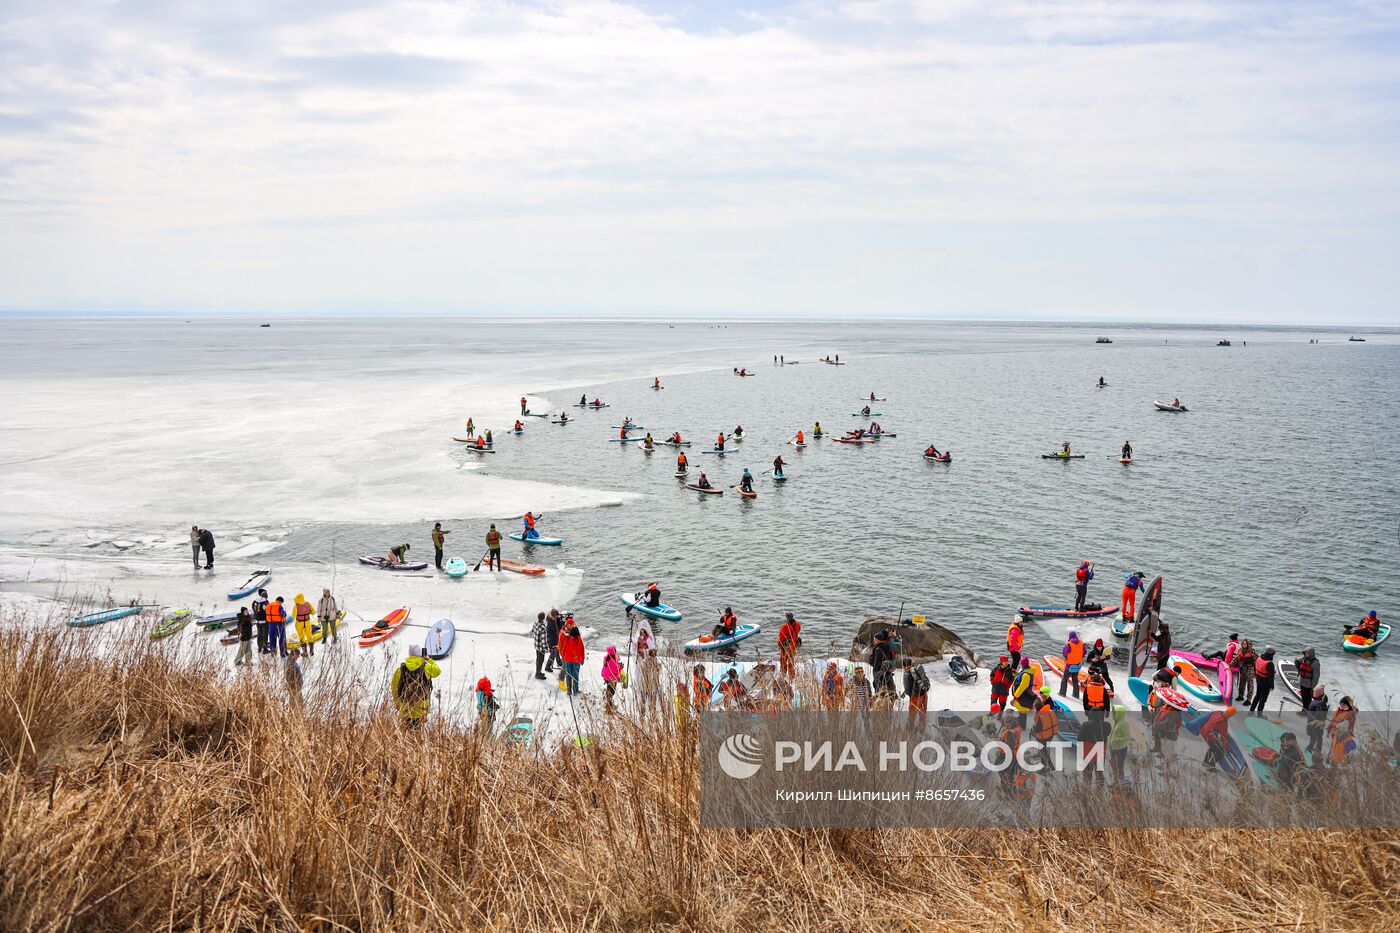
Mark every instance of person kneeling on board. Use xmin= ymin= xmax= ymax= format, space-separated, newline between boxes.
xmin=696 ymin=472 xmax=713 ymax=490
xmin=392 ymin=646 xmax=442 ymax=728
xmin=739 ymin=469 xmax=754 ymax=494
xmin=712 ymin=607 xmax=739 ymax=641
xmin=522 ymin=511 xmax=540 ymax=540
xmin=387 ymin=543 xmax=410 ymax=566
xmin=641 ymin=582 xmax=663 ymax=610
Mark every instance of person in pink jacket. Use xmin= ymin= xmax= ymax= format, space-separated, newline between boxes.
xmin=601 ymin=645 xmax=624 ymax=711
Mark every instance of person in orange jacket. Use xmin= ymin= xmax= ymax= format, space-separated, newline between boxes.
xmin=691 ymin=664 xmax=714 ymax=710
xmin=1006 ymin=619 xmax=1024 ymax=670
xmin=265 ymin=596 xmax=289 ymax=658
xmin=777 ymin=613 xmax=801 ymax=678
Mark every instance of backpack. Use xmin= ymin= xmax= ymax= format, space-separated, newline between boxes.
xmin=397 ymin=663 xmax=431 ymax=705
xmin=910 ymin=667 xmax=930 ymax=696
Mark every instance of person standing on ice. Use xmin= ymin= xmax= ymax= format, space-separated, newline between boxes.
xmin=485 ymin=524 xmax=502 ymax=571
xmin=197 ymin=526 xmax=215 ymax=570
xmin=557 ymin=616 xmax=585 ymax=695
xmin=601 ymin=646 xmax=624 ymax=712
xmin=293 ymin=593 xmax=315 ymax=657
xmin=252 ymin=588 xmax=270 ymax=654
xmin=532 ymin=612 xmax=550 ymax=680
xmin=234 ymin=607 xmax=254 ymax=667
xmin=266 ymin=596 xmax=289 ymax=658
xmin=189 ymin=525 xmax=202 ymax=569
xmin=317 ymin=588 xmax=339 ymax=645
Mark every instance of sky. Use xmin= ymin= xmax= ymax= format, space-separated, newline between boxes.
xmin=1 ymin=0 xmax=1399 ymax=322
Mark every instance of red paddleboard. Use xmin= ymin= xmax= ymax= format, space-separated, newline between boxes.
xmin=358 ymin=607 xmax=410 ymax=647
xmin=494 ymin=558 xmax=545 ymax=575
xmin=1154 ymin=685 xmax=1191 ymax=711
xmin=735 ymin=486 xmax=757 ymax=499
xmin=1042 ymin=655 xmax=1088 ymax=686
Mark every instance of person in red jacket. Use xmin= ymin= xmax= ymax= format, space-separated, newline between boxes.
xmin=1199 ymin=706 xmax=1237 ymax=770
xmin=1006 ymin=620 xmax=1024 ymax=670
xmin=557 ymin=615 xmax=585 ymax=695
xmin=989 ymin=656 xmax=1014 ymax=714
xmin=1074 ymin=561 xmax=1095 ymax=612
xmin=777 ymin=613 xmax=801 ymax=678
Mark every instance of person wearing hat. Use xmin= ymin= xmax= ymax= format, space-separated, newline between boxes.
xmin=1009 ymin=658 xmax=1037 ymax=726
xmin=392 ymin=646 xmax=442 ymax=727
xmin=484 ymin=524 xmax=502 ymax=571
xmin=1005 ymin=619 xmax=1024 ymax=671
xmin=252 ymin=588 xmax=270 ymax=654
xmin=1305 ymin=685 xmax=1330 ymax=756
xmin=1154 ymin=621 xmax=1172 ymax=671
xmin=641 ymin=582 xmax=662 ymax=609
xmin=1277 ymin=732 xmax=1304 ymax=789
xmin=531 ymin=612 xmax=550 ymax=680
xmin=1249 ymin=647 xmax=1277 ymax=715
xmin=691 ymin=664 xmax=714 ymax=711
xmin=317 ymin=588 xmax=340 ymax=645
xmin=1073 ymin=561 xmax=1095 ymax=613
xmin=557 ymin=616 xmax=585 ymax=695
xmin=1353 ymin=610 xmax=1381 ymax=642
xmin=387 ymin=543 xmax=410 ymax=566
xmin=989 ymin=656 xmax=1014 ymax=714
xmin=601 ymin=645 xmax=624 ymax=711
xmin=848 ymin=665 xmax=872 ymax=712
xmin=869 ymin=630 xmax=897 ymax=701
xmin=431 ymin=522 xmax=450 ymax=571
xmin=1294 ymin=647 xmax=1320 ymax=715
xmin=777 ymin=613 xmax=802 ymax=679
xmin=821 ymin=659 xmax=846 ymax=710
xmin=901 ymin=658 xmax=930 ymax=729
xmin=476 ymin=676 xmax=499 ymax=733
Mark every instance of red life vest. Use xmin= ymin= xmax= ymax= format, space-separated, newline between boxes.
xmin=1254 ymin=656 xmax=1271 ymax=678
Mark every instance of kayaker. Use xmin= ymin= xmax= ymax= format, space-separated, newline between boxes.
xmin=1059 ymin=630 xmax=1085 ymax=698
xmin=1294 ymin=647 xmax=1320 ymax=715
xmin=677 ymin=451 xmax=688 ymax=473
xmin=670 ymin=431 xmax=684 ymax=444
xmin=465 ymin=418 xmax=475 ymax=438
xmin=252 ymin=589 xmax=270 ymax=654
xmin=821 ymin=659 xmax=846 ymax=710
xmin=315 ymin=588 xmax=336 ymax=644
xmin=813 ymin=421 xmax=823 ymax=437
xmin=739 ymin=469 xmax=754 ymax=493
xmin=557 ymin=616 xmax=585 ymax=695
xmin=901 ymin=658 xmax=930 ymax=728
xmin=1155 ymin=621 xmax=1172 ymax=671
xmin=1006 ymin=618 xmax=1024 ymax=669
xmin=514 ymin=419 xmax=524 ymax=432
xmin=387 ymin=543 xmax=411 ymax=566
xmin=293 ymin=594 xmax=315 ymax=657
xmin=772 ymin=455 xmax=785 ymax=478
xmin=1086 ymin=638 xmax=1114 ymax=690
xmin=1199 ymin=706 xmax=1237 ymax=771
xmin=1060 ymin=441 xmax=1072 ymax=457
xmin=431 ymin=522 xmax=450 ymax=571
xmin=485 ymin=524 xmax=502 ymax=571
xmin=1121 ymin=570 xmax=1144 ymax=619
xmin=777 ymin=613 xmax=801 ymax=678
xmin=643 ymin=433 xmax=654 ymax=450
xmin=989 ymin=657 xmax=1013 ymax=714
xmin=1353 ymin=610 xmax=1381 ymax=642
xmin=712 ymin=607 xmax=738 ymax=640
xmin=1249 ymin=648 xmax=1276 ymax=715
xmin=691 ymin=665 xmax=714 ymax=709
xmin=696 ymin=472 xmax=712 ymax=490
xmin=1073 ymin=561 xmax=1095 ymax=612
xmin=642 ymin=583 xmax=662 ymax=609
xmin=1122 ymin=440 xmax=1133 ymax=460
xmin=522 ymin=511 xmax=540 ymax=540
xmin=520 ymin=396 xmax=527 ymax=414
xmin=715 ymin=432 xmax=725 ymax=452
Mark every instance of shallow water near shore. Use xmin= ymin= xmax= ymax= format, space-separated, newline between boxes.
xmin=2 ymin=317 xmax=1398 ymax=706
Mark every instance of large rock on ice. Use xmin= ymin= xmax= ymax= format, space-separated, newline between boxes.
xmin=849 ymin=617 xmax=981 ymax=667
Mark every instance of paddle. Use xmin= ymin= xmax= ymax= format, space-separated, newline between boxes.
xmin=473 ymin=552 xmax=488 ymax=572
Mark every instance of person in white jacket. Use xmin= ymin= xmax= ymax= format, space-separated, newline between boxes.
xmin=317 ymin=588 xmax=340 ymax=644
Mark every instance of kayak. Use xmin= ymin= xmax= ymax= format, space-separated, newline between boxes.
xmin=1153 ymin=401 xmax=1188 ymax=412
xmin=551 ymin=420 xmax=571 ymax=425
xmin=1167 ymin=655 xmax=1226 ymax=704
xmin=851 ymin=412 xmax=883 ymax=417
xmin=686 ymin=483 xmax=723 ymax=494
xmin=1126 ymin=675 xmax=1192 ymax=712
xmin=734 ymin=486 xmax=757 ymax=499
xmin=425 ymin=618 xmax=456 ymax=659
xmin=1042 ymin=453 xmax=1086 ymax=460
xmin=509 ymin=532 xmax=563 ymax=546
xmin=793 ymin=442 xmax=806 ymax=449
xmin=684 ymin=622 xmax=761 ymax=652
xmin=1343 ymin=623 xmax=1390 ymax=654
xmin=360 ymin=554 xmax=426 ymax=571
xmin=620 ymin=591 xmax=683 ymax=622
xmin=151 ymin=609 xmax=194 ymax=640
xmin=358 ymin=606 xmax=411 ymax=647
xmin=228 ymin=569 xmax=271 ymax=600
xmin=731 ymin=433 xmax=745 ymax=442
xmin=923 ymin=453 xmax=951 ymax=463
xmin=487 ymin=557 xmax=546 ymax=575
xmin=68 ymin=605 xmax=144 ymax=627
xmin=1166 ymin=650 xmax=1233 ymax=704
xmin=572 ymin=402 xmax=611 ymax=408
xmin=1019 ymin=604 xmax=1121 ymax=619
xmin=445 ymin=557 xmax=468 ymax=577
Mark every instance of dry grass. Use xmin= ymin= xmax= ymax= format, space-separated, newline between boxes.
xmin=1 ymin=625 xmax=1397 ymax=932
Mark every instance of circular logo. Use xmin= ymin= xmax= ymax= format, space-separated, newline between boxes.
xmin=718 ymin=733 xmax=763 ymax=780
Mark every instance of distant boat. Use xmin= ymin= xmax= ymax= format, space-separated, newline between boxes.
xmin=1095 ymin=337 xmax=1113 ymax=344
xmin=260 ymin=323 xmax=271 ymax=328
xmin=1349 ymin=336 xmax=1366 ymax=342
xmin=1217 ymin=340 xmax=1232 ymax=347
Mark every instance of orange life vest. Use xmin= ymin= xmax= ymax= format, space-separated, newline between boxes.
xmin=1065 ymin=640 xmax=1084 ymax=666
xmin=1084 ymin=681 xmax=1109 ymax=710
xmin=1033 ymin=705 xmax=1058 ymax=741
xmin=266 ymin=601 xmax=287 ymax=624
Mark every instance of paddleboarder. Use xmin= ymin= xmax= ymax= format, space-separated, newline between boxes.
xmin=520 ymin=396 xmax=527 ymax=414
xmin=813 ymin=421 xmax=823 ymax=438
xmin=1073 ymin=561 xmax=1095 ymax=612
xmin=522 ymin=511 xmax=540 ymax=541
xmin=1121 ymin=570 xmax=1144 ymax=619
xmin=1122 ymin=440 xmax=1133 ymax=460
xmin=387 ymin=543 xmax=411 ymax=566
xmin=677 ymin=451 xmax=688 ymax=474
xmin=485 ymin=525 xmax=502 ymax=571
xmin=696 ymin=472 xmax=713 ymax=490
xmin=739 ymin=469 xmax=754 ymax=494
xmin=431 ymin=522 xmax=450 ymax=570
xmin=772 ymin=455 xmax=785 ymax=478
xmin=711 ymin=607 xmax=738 ymax=640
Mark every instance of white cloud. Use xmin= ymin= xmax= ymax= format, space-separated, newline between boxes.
xmin=0 ymin=0 xmax=1397 ymax=320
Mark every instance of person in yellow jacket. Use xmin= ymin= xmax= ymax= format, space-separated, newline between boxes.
xmin=391 ymin=646 xmax=442 ymax=727
xmin=1008 ymin=658 xmax=1036 ymax=726
xmin=292 ymin=593 xmax=317 ymax=656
